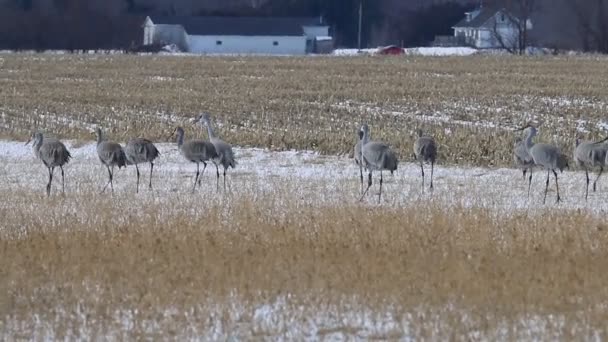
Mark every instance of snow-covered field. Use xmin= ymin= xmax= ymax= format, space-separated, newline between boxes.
xmin=1 ymin=139 xmax=607 ymax=217
xmin=3 ymin=139 xmax=608 ymax=339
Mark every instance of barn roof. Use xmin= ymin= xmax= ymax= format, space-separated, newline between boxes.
xmin=147 ymin=16 xmax=326 ymax=36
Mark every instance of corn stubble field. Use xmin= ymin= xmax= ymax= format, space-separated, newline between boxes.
xmin=3 ymin=54 xmax=608 ymax=339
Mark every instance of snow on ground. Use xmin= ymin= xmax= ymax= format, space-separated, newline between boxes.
xmin=0 ymin=140 xmax=607 ymax=218
xmin=332 ymin=47 xmax=478 ymax=57
xmin=406 ymin=47 xmax=478 ymax=56
xmin=2 ymin=294 xmax=594 ymax=340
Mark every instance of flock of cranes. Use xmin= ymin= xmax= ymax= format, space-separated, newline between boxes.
xmin=27 ymin=113 xmax=235 ymax=196
xmin=24 ymin=115 xmax=608 ymax=204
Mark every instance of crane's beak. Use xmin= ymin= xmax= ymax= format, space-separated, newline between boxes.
xmin=594 ymin=136 xmax=608 ymax=145
xmin=24 ymin=138 xmax=31 ymax=146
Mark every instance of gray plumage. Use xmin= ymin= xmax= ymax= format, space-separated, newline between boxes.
xmin=359 ymin=123 xmax=398 ymax=203
xmin=26 ymin=132 xmax=71 ymax=196
xmin=197 ymin=113 xmax=236 ymax=191
xmin=413 ymin=129 xmax=437 ymax=190
xmin=353 ymin=128 xmax=365 ymax=189
xmin=518 ymin=125 xmax=563 ymax=204
xmin=513 ymin=135 xmax=535 ymax=197
xmin=573 ymin=137 xmax=607 ymax=200
xmin=95 ymin=127 xmax=127 ymax=193
xmin=124 ymin=138 xmax=160 ymax=193
xmin=171 ymin=126 xmax=218 ymax=193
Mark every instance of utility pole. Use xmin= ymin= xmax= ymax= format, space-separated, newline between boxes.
xmin=357 ymin=0 xmax=363 ymax=50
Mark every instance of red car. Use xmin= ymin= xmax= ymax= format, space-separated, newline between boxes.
xmin=377 ymin=45 xmax=404 ymax=55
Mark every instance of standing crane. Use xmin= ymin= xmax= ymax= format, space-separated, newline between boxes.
xmin=517 ymin=124 xmax=564 ymax=204
xmin=413 ymin=129 xmax=437 ymax=190
xmin=124 ymin=138 xmax=160 ymax=193
xmin=359 ymin=123 xmax=398 ymax=203
xmin=196 ymin=113 xmax=236 ymax=191
xmin=170 ymin=126 xmax=218 ymax=193
xmin=513 ymin=135 xmax=535 ymax=197
xmin=26 ymin=132 xmax=71 ymax=196
xmin=95 ymin=127 xmax=127 ymax=193
xmin=573 ymin=137 xmax=608 ymax=200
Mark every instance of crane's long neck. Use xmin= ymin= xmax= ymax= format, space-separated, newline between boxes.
xmin=356 ymin=130 xmax=363 ymax=143
xmin=204 ymin=119 xmax=217 ymax=139
xmin=523 ymin=130 xmax=535 ymax=151
xmin=176 ymin=131 xmax=184 ymax=147
xmin=96 ymin=130 xmax=103 ymax=145
xmin=33 ymin=135 xmax=43 ymax=150
xmin=362 ymin=127 xmax=370 ymax=145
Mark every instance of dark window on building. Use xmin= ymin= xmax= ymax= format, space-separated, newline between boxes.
xmin=273 ymin=41 xmax=279 ymax=46
xmin=216 ymin=41 xmax=222 ymax=45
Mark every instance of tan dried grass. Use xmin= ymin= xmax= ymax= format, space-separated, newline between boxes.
xmin=1 ymin=186 xmax=608 ymax=338
xmin=2 ymin=54 xmax=608 ymax=167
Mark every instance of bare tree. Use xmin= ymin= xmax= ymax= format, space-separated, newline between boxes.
xmin=491 ymin=0 xmax=538 ymax=54
xmin=568 ymin=0 xmax=608 ymax=53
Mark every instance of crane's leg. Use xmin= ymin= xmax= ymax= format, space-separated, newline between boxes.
xmin=60 ymin=166 xmax=65 ymax=194
xmin=593 ymin=166 xmax=603 ymax=193
xmin=359 ymin=171 xmax=373 ymax=201
xmin=554 ymin=169 xmax=561 ymax=203
xmin=215 ymin=163 xmax=220 ymax=192
xmin=193 ymin=162 xmax=200 ymax=193
xmin=542 ymin=170 xmax=550 ymax=204
xmin=430 ymin=161 xmax=434 ymax=190
xmin=359 ymin=163 xmax=364 ymax=193
xmin=203 ymin=162 xmax=208 ymax=187
xmin=523 ymin=168 xmax=527 ymax=180
xmin=110 ymin=166 xmax=115 ymax=193
xmin=149 ymin=162 xmax=154 ymax=190
xmin=585 ymin=167 xmax=590 ymax=200
xmin=527 ymin=168 xmax=533 ymax=198
xmin=223 ymin=167 xmax=227 ymax=192
xmin=378 ymin=171 xmax=383 ymax=203
xmin=420 ymin=161 xmax=425 ymax=190
xmin=135 ymin=163 xmax=140 ymax=193
xmin=101 ymin=165 xmax=112 ymax=193
xmin=46 ymin=167 xmax=53 ymax=196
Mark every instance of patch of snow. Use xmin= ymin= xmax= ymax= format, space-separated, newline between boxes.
xmin=406 ymin=47 xmax=478 ymax=56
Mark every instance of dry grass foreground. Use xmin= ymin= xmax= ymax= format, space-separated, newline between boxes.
xmin=1 ymin=186 xmax=608 ymax=339
xmin=2 ymin=54 xmax=608 ymax=167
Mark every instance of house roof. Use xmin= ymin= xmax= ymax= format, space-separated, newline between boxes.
xmin=453 ymin=8 xmax=499 ymax=29
xmin=147 ymin=16 xmax=326 ymax=36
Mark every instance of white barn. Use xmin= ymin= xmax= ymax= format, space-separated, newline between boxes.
xmin=452 ymin=7 xmax=532 ymax=49
xmin=142 ymin=16 xmax=332 ymax=55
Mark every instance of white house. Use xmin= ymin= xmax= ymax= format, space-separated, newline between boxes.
xmin=142 ymin=16 xmax=332 ymax=55
xmin=452 ymin=7 xmax=532 ymax=49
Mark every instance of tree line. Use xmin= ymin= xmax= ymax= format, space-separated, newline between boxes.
xmin=0 ymin=0 xmax=606 ymax=53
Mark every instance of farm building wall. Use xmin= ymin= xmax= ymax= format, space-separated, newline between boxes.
xmin=152 ymin=24 xmax=188 ymax=51
xmin=302 ymin=26 xmax=329 ymax=39
xmin=187 ymin=35 xmax=307 ymax=55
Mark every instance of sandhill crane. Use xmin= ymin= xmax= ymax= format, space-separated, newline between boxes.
xmin=517 ymin=125 xmax=564 ymax=204
xmin=353 ymin=127 xmax=365 ymax=189
xmin=26 ymin=132 xmax=71 ymax=196
xmin=513 ymin=135 xmax=535 ymax=197
xmin=95 ymin=128 xmax=126 ymax=193
xmin=196 ymin=113 xmax=236 ymax=191
xmin=359 ymin=123 xmax=398 ymax=203
xmin=170 ymin=126 xmax=218 ymax=193
xmin=124 ymin=138 xmax=160 ymax=193
xmin=413 ymin=129 xmax=437 ymax=190
xmin=573 ymin=137 xmax=608 ymax=200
